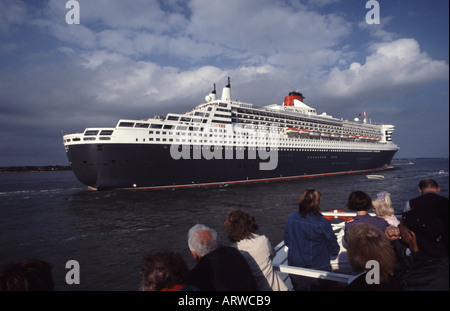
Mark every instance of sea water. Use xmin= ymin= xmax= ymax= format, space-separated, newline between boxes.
xmin=0 ymin=158 xmax=448 ymax=290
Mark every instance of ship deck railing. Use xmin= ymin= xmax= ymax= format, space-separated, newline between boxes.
xmin=273 ymin=240 xmax=354 ymax=289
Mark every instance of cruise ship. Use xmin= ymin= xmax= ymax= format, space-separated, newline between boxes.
xmin=63 ymin=78 xmax=399 ymax=190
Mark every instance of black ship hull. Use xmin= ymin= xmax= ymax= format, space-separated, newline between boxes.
xmin=66 ymin=143 xmax=397 ymax=190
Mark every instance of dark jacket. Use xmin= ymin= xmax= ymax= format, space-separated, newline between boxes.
xmin=187 ymin=246 xmax=258 ymax=291
xmin=345 ymin=272 xmax=403 ymax=291
xmin=397 ymin=250 xmax=449 ymax=291
xmin=409 ymin=193 xmax=449 ymax=256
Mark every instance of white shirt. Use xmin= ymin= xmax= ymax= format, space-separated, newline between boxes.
xmin=234 ymin=234 xmax=288 ymax=291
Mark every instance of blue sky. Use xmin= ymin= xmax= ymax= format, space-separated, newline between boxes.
xmin=0 ymin=0 xmax=448 ymax=166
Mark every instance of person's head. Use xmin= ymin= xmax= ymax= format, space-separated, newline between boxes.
xmin=0 ymin=259 xmax=54 ymax=291
xmin=187 ymin=224 xmax=219 ymax=261
xmin=298 ymin=188 xmax=322 ymax=218
xmin=224 ymin=210 xmax=258 ymax=243
xmin=347 ymin=191 xmax=373 ymax=212
xmin=400 ymin=209 xmax=446 ymax=258
xmin=372 ymin=191 xmax=394 ymax=217
xmin=140 ymin=249 xmax=189 ymax=291
xmin=418 ymin=179 xmax=440 ymax=195
xmin=345 ymin=223 xmax=397 ymax=283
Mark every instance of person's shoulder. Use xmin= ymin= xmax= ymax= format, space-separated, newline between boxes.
xmin=252 ymin=234 xmax=272 ymax=246
xmin=286 ymin=211 xmax=301 ymax=221
xmin=287 ymin=211 xmax=299 ymax=218
xmin=373 ymin=214 xmax=389 ymax=223
xmin=215 ymin=245 xmax=241 ymax=256
xmin=249 ymin=233 xmax=265 ymax=242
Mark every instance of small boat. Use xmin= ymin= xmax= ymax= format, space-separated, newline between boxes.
xmin=366 ymin=174 xmax=384 ymax=179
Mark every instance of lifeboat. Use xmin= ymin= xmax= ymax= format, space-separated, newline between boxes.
xmin=330 ymin=133 xmax=340 ymax=140
xmin=323 ymin=210 xmax=354 ymax=222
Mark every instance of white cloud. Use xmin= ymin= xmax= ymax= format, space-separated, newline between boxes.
xmin=0 ymin=0 xmax=27 ymax=34
xmin=187 ymin=0 xmax=350 ymax=57
xmin=45 ymin=0 xmax=188 ymax=32
xmin=33 ymin=0 xmax=353 ymax=69
xmin=358 ymin=16 xmax=397 ymax=42
xmin=316 ymin=38 xmax=449 ymax=102
xmin=16 ymin=0 xmax=358 ymax=111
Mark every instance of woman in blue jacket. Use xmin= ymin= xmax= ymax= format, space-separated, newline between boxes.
xmin=284 ymin=188 xmax=340 ymax=290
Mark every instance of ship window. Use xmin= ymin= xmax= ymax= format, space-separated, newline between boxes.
xmin=100 ymin=130 xmax=114 ymax=135
xmin=84 ymin=130 xmax=99 ymax=136
xmin=177 ymin=125 xmax=187 ymax=130
xmin=150 ymin=124 xmax=163 ymax=129
xmin=163 ymin=125 xmax=174 ymax=130
xmin=119 ymin=122 xmax=135 ymax=127
xmin=135 ymin=123 xmax=149 ymax=128
xmin=180 ymin=117 xmax=192 ymax=122
xmin=214 ymin=113 xmax=230 ymax=118
xmin=167 ymin=115 xmax=179 ymax=121
xmin=212 ymin=119 xmax=231 ymax=124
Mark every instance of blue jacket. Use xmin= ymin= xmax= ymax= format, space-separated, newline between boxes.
xmin=284 ymin=212 xmax=340 ymax=270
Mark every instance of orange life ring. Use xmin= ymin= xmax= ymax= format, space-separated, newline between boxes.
xmin=323 ymin=210 xmax=354 ymax=222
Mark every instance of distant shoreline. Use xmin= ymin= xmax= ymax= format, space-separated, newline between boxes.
xmin=393 ymin=157 xmax=449 ymax=160
xmin=0 ymin=165 xmax=71 ymax=174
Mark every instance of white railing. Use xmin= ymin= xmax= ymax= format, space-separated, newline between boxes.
xmin=273 ymin=241 xmax=353 ymax=286
xmin=277 ymin=265 xmax=353 ymax=284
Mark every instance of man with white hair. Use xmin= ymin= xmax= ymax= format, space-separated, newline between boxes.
xmin=186 ymin=224 xmax=258 ymax=291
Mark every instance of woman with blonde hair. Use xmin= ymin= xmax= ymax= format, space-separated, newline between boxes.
xmin=372 ymin=192 xmax=400 ymax=227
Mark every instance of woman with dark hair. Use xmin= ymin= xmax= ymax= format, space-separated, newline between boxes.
xmin=0 ymin=258 xmax=54 ymax=291
xmin=140 ymin=249 xmax=191 ymax=291
xmin=284 ymin=189 xmax=340 ymax=290
xmin=224 ymin=210 xmax=288 ymax=291
xmin=345 ymin=191 xmax=389 ymax=234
